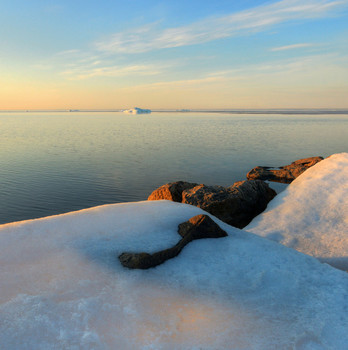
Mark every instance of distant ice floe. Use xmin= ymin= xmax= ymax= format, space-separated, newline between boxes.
xmin=123 ymin=107 xmax=151 ymax=114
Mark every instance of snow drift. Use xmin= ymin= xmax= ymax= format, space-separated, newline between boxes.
xmin=1 ymin=198 xmax=348 ymax=349
xmin=246 ymin=153 xmax=348 ymax=271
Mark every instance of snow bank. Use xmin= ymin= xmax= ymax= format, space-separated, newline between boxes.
xmin=1 ymin=200 xmax=348 ymax=349
xmin=246 ymin=153 xmax=348 ymax=271
xmin=123 ymin=107 xmax=151 ymax=114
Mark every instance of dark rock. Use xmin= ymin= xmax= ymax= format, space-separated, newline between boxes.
xmin=148 ymin=180 xmax=275 ymax=229
xmin=119 ymin=214 xmax=227 ymax=269
xmin=119 ymin=252 xmax=154 ymax=269
xmin=147 ymin=181 xmax=198 ymax=202
xmin=178 ymin=214 xmax=228 ymax=240
xmin=246 ymin=156 xmax=323 ymax=184
xmin=182 ymin=180 xmax=276 ymax=228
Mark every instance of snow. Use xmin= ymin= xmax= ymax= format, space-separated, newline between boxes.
xmin=1 ymin=198 xmax=348 ymax=349
xmin=123 ymin=107 xmax=151 ymax=114
xmin=246 ymin=153 xmax=348 ymax=271
xmin=265 ymin=180 xmax=288 ymax=194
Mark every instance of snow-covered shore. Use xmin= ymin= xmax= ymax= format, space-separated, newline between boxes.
xmin=1 ymin=154 xmax=348 ymax=349
xmin=246 ymin=153 xmax=348 ymax=271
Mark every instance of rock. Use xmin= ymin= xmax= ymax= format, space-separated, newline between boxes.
xmin=148 ymin=180 xmax=276 ymax=229
xmin=182 ymin=180 xmax=276 ymax=228
xmin=148 ymin=181 xmax=198 ymax=202
xmin=178 ymin=214 xmax=228 ymax=240
xmin=119 ymin=252 xmax=154 ymax=269
xmin=119 ymin=214 xmax=227 ymax=269
xmin=247 ymin=156 xmax=323 ymax=183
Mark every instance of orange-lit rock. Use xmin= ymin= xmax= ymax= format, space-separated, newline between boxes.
xmin=148 ymin=181 xmax=198 ymax=202
xmin=246 ymin=156 xmax=323 ymax=183
xmin=148 ymin=180 xmax=276 ymax=229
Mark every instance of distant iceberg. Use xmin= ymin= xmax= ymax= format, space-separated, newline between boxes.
xmin=123 ymin=107 xmax=151 ymax=114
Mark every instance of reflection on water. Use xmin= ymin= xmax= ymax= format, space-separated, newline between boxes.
xmin=0 ymin=112 xmax=347 ymax=224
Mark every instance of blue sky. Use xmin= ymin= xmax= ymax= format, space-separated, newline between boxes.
xmin=1 ymin=0 xmax=348 ymax=109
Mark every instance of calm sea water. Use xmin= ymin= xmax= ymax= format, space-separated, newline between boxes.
xmin=1 ymin=112 xmax=347 ymax=224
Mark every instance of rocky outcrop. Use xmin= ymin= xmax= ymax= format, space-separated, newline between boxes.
xmin=148 ymin=181 xmax=198 ymax=202
xmin=148 ymin=180 xmax=276 ymax=228
xmin=119 ymin=214 xmax=227 ymax=269
xmin=246 ymin=156 xmax=323 ymax=184
xmin=182 ymin=180 xmax=276 ymax=228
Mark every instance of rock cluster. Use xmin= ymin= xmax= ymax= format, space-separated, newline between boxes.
xmin=121 ymin=155 xmax=323 ymax=269
xmin=119 ymin=214 xmax=227 ymax=269
xmin=148 ymin=180 xmax=276 ymax=228
xmin=246 ymin=156 xmax=323 ymax=183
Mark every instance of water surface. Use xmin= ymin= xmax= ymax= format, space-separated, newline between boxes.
xmin=0 ymin=112 xmax=347 ymax=224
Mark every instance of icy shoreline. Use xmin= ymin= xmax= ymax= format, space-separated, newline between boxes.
xmin=246 ymin=153 xmax=348 ymax=271
xmin=1 ymin=154 xmax=348 ymax=349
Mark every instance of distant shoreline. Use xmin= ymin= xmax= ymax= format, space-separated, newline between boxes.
xmin=1 ymin=109 xmax=348 ymax=115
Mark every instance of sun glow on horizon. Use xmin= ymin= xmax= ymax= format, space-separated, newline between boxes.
xmin=1 ymin=0 xmax=348 ymax=109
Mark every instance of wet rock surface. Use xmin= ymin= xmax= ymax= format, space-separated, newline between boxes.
xmin=119 ymin=214 xmax=227 ymax=269
xmin=246 ymin=156 xmax=323 ymax=183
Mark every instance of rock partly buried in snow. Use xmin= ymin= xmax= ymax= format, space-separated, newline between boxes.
xmin=177 ymin=214 xmax=228 ymax=239
xmin=246 ymin=156 xmax=323 ymax=183
xmin=148 ymin=180 xmax=276 ymax=228
xmin=182 ymin=180 xmax=276 ymax=228
xmin=148 ymin=181 xmax=198 ymax=202
xmin=119 ymin=214 xmax=227 ymax=269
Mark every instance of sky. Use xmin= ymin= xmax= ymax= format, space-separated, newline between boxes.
xmin=1 ymin=0 xmax=348 ymax=110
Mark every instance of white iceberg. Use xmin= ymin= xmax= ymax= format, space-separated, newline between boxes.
xmin=123 ymin=107 xmax=151 ymax=114
xmin=246 ymin=153 xmax=348 ymax=271
xmin=1 ymin=195 xmax=348 ymax=348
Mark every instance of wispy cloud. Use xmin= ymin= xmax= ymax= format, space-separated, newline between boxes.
xmin=120 ymin=53 xmax=347 ymax=91
xmin=123 ymin=76 xmax=226 ymax=90
xmin=96 ymin=0 xmax=348 ymax=53
xmin=207 ymin=54 xmax=338 ymax=78
xmin=60 ymin=63 xmax=165 ymax=80
xmin=271 ymin=43 xmax=315 ymax=51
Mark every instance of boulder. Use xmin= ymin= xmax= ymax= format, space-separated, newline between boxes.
xmin=178 ymin=214 xmax=228 ymax=240
xmin=182 ymin=180 xmax=276 ymax=228
xmin=148 ymin=179 xmax=275 ymax=229
xmin=148 ymin=181 xmax=198 ymax=202
xmin=247 ymin=156 xmax=323 ymax=183
xmin=119 ymin=214 xmax=227 ymax=269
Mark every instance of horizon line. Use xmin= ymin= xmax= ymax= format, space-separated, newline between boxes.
xmin=1 ymin=108 xmax=348 ymax=115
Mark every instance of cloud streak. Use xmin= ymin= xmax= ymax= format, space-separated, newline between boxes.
xmin=96 ymin=0 xmax=348 ymax=53
xmin=118 ymin=53 xmax=347 ymax=91
xmin=60 ymin=63 xmax=165 ymax=80
xmin=271 ymin=43 xmax=315 ymax=51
